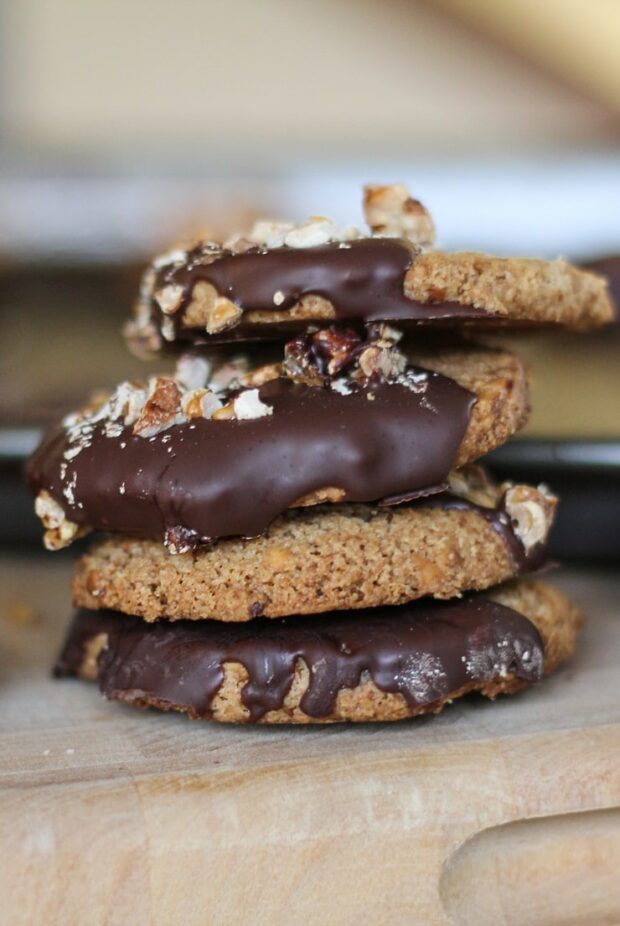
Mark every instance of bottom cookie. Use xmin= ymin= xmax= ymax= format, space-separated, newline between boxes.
xmin=55 ymin=581 xmax=581 ymax=724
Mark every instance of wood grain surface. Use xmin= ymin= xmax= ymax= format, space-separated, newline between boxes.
xmin=0 ymin=556 xmax=619 ymax=925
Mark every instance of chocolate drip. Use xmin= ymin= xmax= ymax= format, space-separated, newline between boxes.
xmin=155 ymin=239 xmax=490 ymax=340
xmin=55 ymin=597 xmax=545 ymax=721
xmin=28 ymin=374 xmax=475 ymax=544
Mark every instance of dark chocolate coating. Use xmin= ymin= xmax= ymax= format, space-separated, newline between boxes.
xmin=154 ymin=239 xmax=490 ymax=342
xmin=27 ymin=374 xmax=475 ymax=543
xmin=55 ymin=597 xmax=545 ymax=721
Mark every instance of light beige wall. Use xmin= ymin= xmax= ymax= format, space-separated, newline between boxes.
xmin=437 ymin=0 xmax=620 ymax=112
xmin=3 ymin=0 xmax=617 ymax=159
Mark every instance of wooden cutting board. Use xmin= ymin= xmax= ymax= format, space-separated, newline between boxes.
xmin=1 ymin=557 xmax=619 ymax=926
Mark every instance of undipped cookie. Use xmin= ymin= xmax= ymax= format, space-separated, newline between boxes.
xmin=72 ymin=467 xmax=556 ymax=621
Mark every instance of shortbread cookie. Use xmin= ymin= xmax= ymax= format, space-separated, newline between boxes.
xmin=125 ymin=183 xmax=614 ymax=355
xmin=27 ymin=330 xmax=529 ymax=552
xmin=72 ymin=468 xmax=556 ymax=621
xmin=54 ymin=580 xmax=582 ymax=724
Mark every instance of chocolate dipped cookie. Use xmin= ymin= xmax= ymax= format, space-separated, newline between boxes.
xmin=55 ymin=580 xmax=581 ymax=724
xmin=125 ymin=183 xmax=614 ymax=355
xmin=28 ymin=328 xmax=529 ymax=552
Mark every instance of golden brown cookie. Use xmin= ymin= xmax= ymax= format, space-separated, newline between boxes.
xmin=72 ymin=468 xmax=556 ymax=621
xmin=55 ymin=580 xmax=582 ymax=724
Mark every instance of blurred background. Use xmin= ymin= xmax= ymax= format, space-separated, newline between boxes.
xmin=0 ymin=0 xmax=619 ymax=554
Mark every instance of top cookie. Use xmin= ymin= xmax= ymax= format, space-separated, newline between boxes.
xmin=125 ymin=183 xmax=615 ymax=355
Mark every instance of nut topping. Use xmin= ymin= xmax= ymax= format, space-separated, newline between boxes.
xmin=503 ymin=484 xmax=557 ymax=552
xmin=211 ymin=357 xmax=250 ymax=391
xmin=358 ymin=343 xmax=406 ymax=381
xmin=34 ymin=490 xmax=89 ymax=550
xmin=282 ymin=324 xmax=408 ymax=389
xmin=233 ymin=388 xmax=273 ymax=420
xmin=284 ymin=216 xmax=341 ymax=249
xmin=133 ymin=377 xmax=185 ymax=438
xmin=247 ymin=220 xmax=294 ymax=249
xmin=283 ymin=327 xmax=362 ymax=385
xmin=182 ymin=280 xmax=218 ymax=327
xmin=181 ymin=388 xmax=223 ymax=420
xmin=206 ymin=296 xmax=243 ymax=334
xmin=154 ymin=283 xmax=185 ymax=316
xmin=239 ymin=362 xmax=282 ymax=388
xmin=363 ymin=183 xmax=436 ymax=247
xmin=106 ymin=381 xmax=148 ymax=426
xmin=175 ymin=355 xmax=211 ymax=391
xmin=212 ymin=403 xmax=236 ymax=421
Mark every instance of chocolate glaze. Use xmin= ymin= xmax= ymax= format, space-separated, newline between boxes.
xmin=27 ymin=374 xmax=475 ymax=544
xmin=55 ymin=596 xmax=545 ymax=721
xmin=154 ymin=239 xmax=491 ymax=340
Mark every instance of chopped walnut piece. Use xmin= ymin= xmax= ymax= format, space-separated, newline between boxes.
xmin=124 ymin=303 xmax=163 ymax=357
xmin=313 ymin=327 xmax=363 ymax=376
xmin=282 ymin=324 xmax=410 ymax=388
xmin=207 ymin=296 xmax=243 ymax=334
xmin=292 ymin=486 xmax=347 ymax=507
xmin=447 ymin=466 xmax=499 ymax=507
xmin=34 ymin=490 xmax=90 ymax=550
xmin=230 ymin=216 xmax=362 ymax=252
xmin=372 ymin=323 xmax=404 ymax=347
xmin=211 ymin=357 xmax=250 ymax=391
xmin=160 ymin=317 xmax=176 ymax=341
xmin=363 ymin=183 xmax=436 ymax=248
xmin=182 ymin=281 xmax=218 ymax=327
xmin=285 ymin=216 xmax=340 ymax=248
xmin=181 ymin=388 xmax=223 ymax=419
xmin=282 ymin=340 xmax=325 ymax=387
xmin=35 ymin=490 xmax=70 ymax=529
xmin=81 ymin=633 xmax=109 ymax=680
xmin=164 ymin=525 xmax=202 ymax=555
xmin=357 ymin=344 xmax=407 ymax=382
xmin=247 ymin=220 xmax=294 ymax=249
xmin=503 ymin=484 xmax=557 ymax=551
xmin=222 ymin=233 xmax=259 ymax=254
xmin=283 ymin=326 xmax=362 ymax=385
xmin=133 ymin=377 xmax=185 ymax=438
xmin=154 ymin=283 xmax=185 ymax=315
xmin=233 ymin=388 xmax=273 ymax=420
xmin=175 ymin=355 xmax=211 ymax=391
xmin=152 ymin=247 xmax=188 ymax=271
xmin=106 ymin=381 xmax=148 ymax=426
xmin=212 ymin=403 xmax=236 ymax=420
xmin=240 ymin=362 xmax=282 ymax=387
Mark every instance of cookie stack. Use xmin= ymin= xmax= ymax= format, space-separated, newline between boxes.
xmin=28 ymin=184 xmax=614 ymax=724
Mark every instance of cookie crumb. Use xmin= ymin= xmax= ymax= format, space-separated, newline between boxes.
xmin=4 ymin=601 xmax=39 ymax=626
